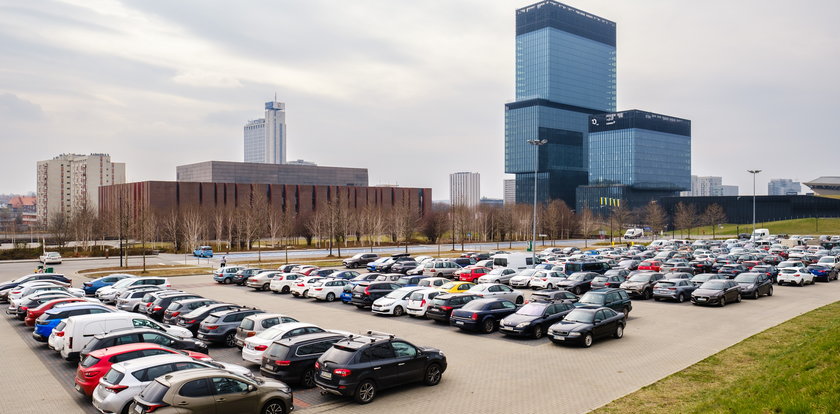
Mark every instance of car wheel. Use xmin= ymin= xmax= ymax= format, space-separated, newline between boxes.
xmin=515 ymin=296 xmax=524 ymax=305
xmin=545 ymin=284 xmax=553 ymax=290
xmin=300 ymin=368 xmax=316 ymax=388
xmin=643 ymin=289 xmax=652 ymax=300
xmin=355 ymin=305 xmax=365 ymax=309
xmin=582 ymin=333 xmax=593 ymax=347
xmin=302 ymin=289 xmax=309 ymax=298
xmin=573 ymin=287 xmax=582 ymax=295
xmin=354 ymin=380 xmax=377 ymax=404
xmin=393 ymin=306 xmax=404 ymax=317
xmin=262 ymin=283 xmax=270 ymax=291
xmin=753 ymin=290 xmax=760 ymax=299
xmin=424 ymin=363 xmax=443 ymax=386
xmin=222 ymin=278 xmax=230 ymax=284
xmin=350 ymin=263 xmax=357 ymax=269
xmin=326 ymin=293 xmax=336 ymax=302
xmin=677 ymin=293 xmax=685 ymax=303
xmin=281 ymin=286 xmax=290 ymax=294
xmin=262 ymin=399 xmax=287 ymax=414
xmin=622 ymin=306 xmax=630 ymax=317
xmin=532 ymin=325 xmax=545 ymax=339
xmin=767 ymin=286 xmax=773 ymax=296
xmin=614 ymin=324 xmax=624 ymax=339
xmin=654 ymin=297 xmax=661 ymax=302
xmin=736 ymin=294 xmax=741 ymax=303
xmin=719 ymin=298 xmax=726 ymax=307
xmin=481 ymin=318 xmax=496 ymax=334
xmin=224 ymin=332 xmax=236 ymax=347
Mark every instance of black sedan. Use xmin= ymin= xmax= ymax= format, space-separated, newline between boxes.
xmin=499 ymin=301 xmax=575 ymax=338
xmin=733 ymin=272 xmax=773 ymax=299
xmin=689 ymin=259 xmax=714 ymax=273
xmin=449 ymin=298 xmax=518 ymax=333
xmin=717 ymin=264 xmax=748 ymax=279
xmin=79 ymin=327 xmax=208 ymax=360
xmin=691 ymin=280 xmax=741 ymax=307
xmin=530 ymin=289 xmax=578 ymax=303
xmin=556 ymin=272 xmax=598 ymax=295
xmin=751 ymin=265 xmax=779 ymax=283
xmin=547 ymin=306 xmax=626 ymax=347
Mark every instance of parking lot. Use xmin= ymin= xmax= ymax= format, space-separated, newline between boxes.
xmin=2 ymin=257 xmax=839 ymax=414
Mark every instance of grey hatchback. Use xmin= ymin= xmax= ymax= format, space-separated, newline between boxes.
xmin=653 ymin=279 xmax=697 ymax=303
xmin=197 ymin=308 xmax=264 ymax=346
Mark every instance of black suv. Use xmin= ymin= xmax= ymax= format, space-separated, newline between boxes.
xmin=314 ymin=332 xmax=447 ymax=404
xmin=349 ymin=282 xmax=399 ymax=309
xmin=574 ymin=288 xmax=632 ymax=315
xmin=233 ymin=268 xmax=266 ymax=285
xmin=343 ymin=253 xmax=380 ymax=269
xmin=79 ymin=327 xmax=208 ymax=360
xmin=176 ymin=303 xmax=242 ymax=335
xmin=425 ymin=293 xmax=480 ymax=323
xmin=260 ymin=332 xmax=347 ymax=387
xmin=196 ymin=308 xmax=264 ymax=346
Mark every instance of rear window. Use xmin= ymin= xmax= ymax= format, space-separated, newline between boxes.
xmin=102 ymin=368 xmax=125 ymax=385
xmin=320 ymin=345 xmax=357 ymax=365
xmin=240 ymin=318 xmax=255 ymax=330
xmin=80 ymin=355 xmax=100 ymax=368
xmin=265 ymin=343 xmax=290 ymax=359
xmin=138 ymin=380 xmax=170 ymax=404
xmin=461 ymin=300 xmax=487 ymax=311
xmin=431 ymin=298 xmax=448 ymax=306
xmin=409 ymin=291 xmax=425 ymax=301
xmin=203 ymin=315 xmax=220 ymax=324
xmin=656 ymin=281 xmax=676 ymax=287
xmin=54 ymin=321 xmax=66 ymax=331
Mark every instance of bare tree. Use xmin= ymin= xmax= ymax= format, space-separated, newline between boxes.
xmin=701 ymin=204 xmax=727 ymax=239
xmin=212 ymin=207 xmax=226 ymax=252
xmin=224 ymin=207 xmax=236 ymax=252
xmin=305 ymin=210 xmax=327 ymax=248
xmin=160 ymin=209 xmax=180 ymax=252
xmin=673 ymin=202 xmax=697 ymax=239
xmin=643 ymin=202 xmax=667 ymax=239
xmin=48 ymin=213 xmax=72 ymax=248
xmin=392 ymin=199 xmax=419 ymax=254
xmin=421 ymin=209 xmax=447 ymax=244
xmin=578 ymin=206 xmax=596 ymax=248
xmin=180 ymin=206 xmax=205 ymax=253
xmin=611 ymin=202 xmax=632 ymax=239
xmin=133 ymin=207 xmax=156 ymax=272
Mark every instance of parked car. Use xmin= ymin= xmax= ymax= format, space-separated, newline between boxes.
xmin=242 ymin=322 xmax=326 ymax=364
xmin=260 ymin=332 xmax=348 ymax=387
xmin=246 ymin=271 xmax=281 ymax=291
xmin=115 ymin=287 xmax=164 ymax=312
xmin=530 ymin=270 xmax=569 ymax=290
xmin=718 ymin=264 xmax=748 ymax=279
xmin=371 ymin=255 xmax=414 ymax=273
xmin=79 ymin=327 xmax=209 ymax=361
xmin=777 ymin=267 xmax=814 ymax=286
xmin=420 ymin=260 xmax=462 ymax=278
xmin=82 ymin=274 xmax=135 ymax=295
xmin=343 ymin=253 xmax=380 ymax=269
xmin=476 ymin=268 xmax=517 ymax=284
xmin=268 ymin=272 xmax=303 ymax=294
xmin=162 ymin=298 xmax=219 ymax=325
xmin=406 ymin=288 xmax=444 ymax=318
xmin=234 ymin=313 xmax=299 ymax=349
xmin=313 ymin=333 xmax=446 ymax=404
xmin=450 ymin=298 xmax=518 ymax=333
xmin=690 ymin=273 xmax=726 ymax=287
xmin=508 ymin=269 xmax=541 ymax=288
xmin=310 ymin=279 xmax=350 ymax=302
xmin=149 ymin=293 xmax=203 ymax=321
xmin=620 ymin=272 xmax=666 ymax=300
xmin=349 ymin=282 xmax=400 ymax=309
xmin=467 ymin=283 xmax=524 ymax=304
xmin=548 ymin=307 xmax=626 ymax=347
xmin=391 ymin=260 xmax=419 ymax=274
xmin=733 ymin=272 xmax=774 ymax=299
xmin=637 ymin=260 xmax=662 ymax=272
xmin=437 ymin=281 xmax=475 ymax=294
xmin=806 ymin=264 xmax=838 ymax=282
xmin=39 ymin=251 xmax=63 ymax=264
xmin=291 ymin=276 xmax=326 ymax=298
xmin=529 ymin=289 xmax=579 ymax=303
xmin=751 ymin=264 xmax=779 ymax=283
xmin=96 ymin=277 xmax=171 ymax=304
xmin=0 ymin=273 xmax=72 ymax=302
xmin=417 ymin=277 xmax=448 ymax=289
xmin=197 ymin=308 xmax=264 ymax=346
xmin=23 ymin=297 xmax=88 ymax=326
xmin=574 ymin=288 xmax=633 ymax=315
xmin=499 ymin=301 xmax=575 ymax=338
xmin=456 ymin=266 xmax=492 ymax=283
xmin=556 ymin=272 xmax=598 ymax=295
xmin=371 ymin=287 xmax=423 ymax=316
xmin=130 ymin=368 xmax=293 ymax=414
xmin=395 ymin=275 xmax=426 ymax=287
xmin=617 ymin=260 xmax=640 ymax=271
xmin=192 ymin=245 xmax=214 ymax=258
xmin=232 ymin=268 xmax=266 ymax=285
xmin=590 ymin=274 xmax=625 ymax=289
xmin=691 ymin=279 xmax=742 ymax=306
xmin=425 ymin=293 xmax=480 ymax=323
xmin=653 ymin=279 xmax=697 ymax=302
xmin=176 ymin=303 xmax=243 ymax=335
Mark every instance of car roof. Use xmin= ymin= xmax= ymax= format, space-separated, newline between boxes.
xmin=272 ymin=332 xmax=346 ymax=346
xmin=89 ymin=342 xmax=174 ymax=358
xmin=46 ymin=303 xmax=109 ymax=313
xmin=245 ymin=312 xmax=291 ymax=321
xmin=209 ymin=308 xmax=262 ymax=318
xmin=155 ymin=368 xmax=234 ymax=386
xmin=94 ymin=327 xmax=171 ymax=339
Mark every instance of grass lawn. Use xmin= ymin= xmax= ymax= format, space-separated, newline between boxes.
xmin=593 ymin=301 xmax=840 ymax=413
xmin=683 ymin=218 xmax=840 ymax=239
xmin=79 ymin=264 xmax=212 ymax=278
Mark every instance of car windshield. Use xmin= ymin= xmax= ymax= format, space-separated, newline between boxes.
xmin=699 ymin=281 xmax=728 ymax=290
xmin=320 ymin=345 xmax=356 ymax=365
xmin=628 ymin=274 xmax=651 ymax=282
xmin=734 ymin=274 xmax=758 ymax=283
xmin=818 ymin=257 xmax=834 ymax=263
xmin=657 ymin=281 xmax=676 ymax=287
xmin=578 ymin=292 xmax=605 ymax=305
xmin=515 ymin=303 xmax=546 ymax=316
xmin=111 ymin=279 xmax=135 ymax=289
xmin=807 ymin=265 xmax=829 ymax=270
xmin=563 ymin=309 xmax=595 ymax=324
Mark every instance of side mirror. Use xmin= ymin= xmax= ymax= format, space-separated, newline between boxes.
xmin=247 ymin=384 xmax=256 ymax=393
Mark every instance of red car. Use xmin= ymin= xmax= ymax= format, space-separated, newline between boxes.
xmin=24 ymin=297 xmax=88 ymax=327
xmin=457 ymin=266 xmax=491 ymax=283
xmin=637 ymin=260 xmax=662 ymax=272
xmin=74 ymin=343 xmax=210 ymax=396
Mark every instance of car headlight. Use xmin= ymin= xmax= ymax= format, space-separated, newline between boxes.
xmin=567 ymin=331 xmax=581 ymax=336
xmin=516 ymin=322 xmax=530 ymax=329
xmin=276 ymin=384 xmax=292 ymax=394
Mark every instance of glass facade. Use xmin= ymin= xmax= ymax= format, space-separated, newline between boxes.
xmin=505 ymin=1 xmax=616 ymax=207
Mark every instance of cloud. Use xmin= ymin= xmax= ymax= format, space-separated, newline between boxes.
xmin=0 ymin=93 xmax=43 ymax=121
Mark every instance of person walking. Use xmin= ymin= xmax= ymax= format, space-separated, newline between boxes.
xmin=220 ymin=256 xmax=227 ymax=267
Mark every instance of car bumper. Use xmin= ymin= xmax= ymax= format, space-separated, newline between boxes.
xmin=653 ymin=291 xmax=679 ymax=300
xmin=196 ymin=331 xmax=226 ymax=343
xmin=32 ymin=330 xmax=48 ymax=342
xmin=241 ymin=348 xmax=264 ymax=364
xmin=450 ymin=318 xmax=481 ymax=330
xmin=74 ymin=377 xmax=98 ymax=396
xmin=691 ymin=296 xmax=722 ymax=305
xmin=509 ymin=281 xmax=529 ymax=288
xmin=499 ymin=326 xmax=530 ymax=336
xmin=371 ymin=304 xmax=396 ymax=314
xmin=246 ymin=282 xmax=264 ymax=289
xmin=314 ymin=377 xmax=354 ymax=397
xmin=549 ymin=332 xmax=582 ymax=343
xmin=406 ymin=307 xmax=426 ymax=316
xmin=426 ymin=311 xmax=450 ymax=322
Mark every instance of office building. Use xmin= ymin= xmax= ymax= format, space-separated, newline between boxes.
xmin=576 ymin=110 xmax=691 ymax=211
xmin=244 ymin=101 xmax=286 ymax=164
xmin=176 ymin=161 xmax=368 ymax=187
xmin=450 ymin=172 xmax=480 ymax=207
xmin=717 ymin=185 xmax=739 ymax=196
xmin=505 ymin=1 xmax=616 ymax=207
xmin=803 ymin=177 xmax=840 ymax=196
xmin=504 ymin=179 xmax=516 ymax=205
xmin=681 ymin=176 xmax=739 ymax=197
xmin=36 ymin=153 xmax=125 ymax=223
xmin=768 ymin=178 xmax=801 ymax=196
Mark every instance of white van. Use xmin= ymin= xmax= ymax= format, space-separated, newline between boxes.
xmin=623 ymin=228 xmax=644 ymax=239
xmin=59 ymin=312 xmax=192 ymax=360
xmin=752 ymin=228 xmax=770 ymax=240
xmin=491 ymin=253 xmax=534 ymax=271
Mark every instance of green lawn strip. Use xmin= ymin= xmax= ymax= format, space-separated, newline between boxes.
xmin=593 ymin=301 xmax=840 ymax=414
xmin=679 ymin=218 xmax=840 ymax=238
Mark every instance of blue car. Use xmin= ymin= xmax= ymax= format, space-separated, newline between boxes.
xmin=82 ymin=274 xmax=135 ymax=295
xmin=193 ymin=246 xmax=214 ymax=258
xmin=32 ymin=303 xmax=114 ymax=341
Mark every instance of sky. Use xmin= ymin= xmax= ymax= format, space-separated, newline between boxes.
xmin=1 ymin=0 xmax=839 ymax=199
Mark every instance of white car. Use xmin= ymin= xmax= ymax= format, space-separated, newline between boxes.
xmin=406 ymin=288 xmax=443 ymax=317
xmin=241 ymin=322 xmax=325 ymax=364
xmin=529 ymin=271 xmax=568 ymax=290
xmin=777 ymin=260 xmax=805 ymax=270
xmin=39 ymin=252 xmax=63 ymax=264
xmin=417 ymin=277 xmax=448 ymax=288
xmin=48 ymin=319 xmax=68 ymax=351
xmin=96 ymin=276 xmax=169 ymax=304
xmin=509 ymin=269 xmax=541 ymax=288
xmin=268 ymin=273 xmax=303 ymax=294
xmin=8 ymin=283 xmax=81 ymax=304
xmin=414 ymin=256 xmax=435 ymax=264
xmin=777 ymin=268 xmax=814 ymax=286
xmin=371 ymin=287 xmax=423 ymax=316
xmin=467 ymin=283 xmax=523 ymax=304
xmin=309 ymin=279 xmax=349 ymax=302
xmin=477 ymin=268 xmax=517 ymax=284
xmin=291 ymin=276 xmax=326 ymax=297
xmin=92 ymin=354 xmax=252 ymax=414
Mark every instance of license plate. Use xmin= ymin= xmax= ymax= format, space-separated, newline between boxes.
xmin=353 ymin=294 xmax=362 ymax=298
xmin=134 ymin=404 xmax=143 ymax=414
xmin=197 ymin=334 xmax=206 ymax=339
xmin=553 ymin=335 xmax=565 ymax=341
xmin=263 ymin=364 xmax=275 ymax=371
xmin=697 ymin=297 xmax=707 ymax=302
xmin=455 ymin=321 xmax=464 ymax=325
xmin=75 ymin=383 xmax=81 ymax=392
xmin=320 ymin=371 xmax=332 ymax=380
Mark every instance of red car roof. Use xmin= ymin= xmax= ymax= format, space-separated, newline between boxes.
xmin=33 ymin=297 xmax=87 ymax=311
xmin=89 ymin=343 xmax=209 ymax=359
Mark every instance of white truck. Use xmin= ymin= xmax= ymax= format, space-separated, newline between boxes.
xmin=623 ymin=228 xmax=644 ymax=239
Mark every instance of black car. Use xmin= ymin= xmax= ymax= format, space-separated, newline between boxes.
xmin=349 ymin=282 xmax=400 ymax=309
xmin=499 ymin=301 xmax=575 ymax=338
xmin=233 ymin=268 xmax=266 ymax=285
xmin=79 ymin=327 xmax=208 ymax=360
xmin=176 ymin=303 xmax=242 ymax=334
xmin=14 ymin=294 xmax=74 ymax=320
xmin=548 ymin=306 xmax=626 ymax=347
xmin=163 ymin=298 xmax=219 ymax=324
xmin=148 ymin=293 xmax=202 ymax=321
xmin=448 ymin=257 xmax=476 ymax=268
xmin=691 ymin=279 xmax=741 ymax=307
xmin=591 ymin=274 xmax=626 ymax=289
xmin=343 ymin=253 xmax=380 ymax=269
xmin=138 ymin=290 xmax=186 ymax=315
xmin=425 ymin=293 xmax=480 ymax=322
xmin=373 ymin=255 xmax=414 ymax=273
xmin=752 ymin=265 xmax=779 ymax=283
xmin=762 ymin=255 xmax=782 ymax=266
xmin=574 ymin=288 xmax=632 ymax=315
xmin=718 ymin=264 xmax=748 ymax=279
xmin=260 ymin=332 xmax=347 ymax=387
xmin=530 ymin=289 xmax=578 ymax=303
xmin=395 ymin=275 xmax=426 ymax=287
xmin=689 ymin=259 xmax=714 ymax=273
xmin=314 ymin=332 xmax=447 ymax=404
xmin=196 ymin=308 xmax=264 ymax=346
xmin=449 ymin=298 xmax=519 ymax=333
xmin=733 ymin=272 xmax=774 ymax=299
xmin=556 ymin=272 xmax=598 ymax=295
xmin=390 ymin=260 xmax=419 ymax=274
xmin=617 ymin=260 xmax=640 ymax=270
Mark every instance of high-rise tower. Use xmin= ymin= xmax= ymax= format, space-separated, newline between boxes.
xmin=244 ymin=101 xmax=286 ymax=164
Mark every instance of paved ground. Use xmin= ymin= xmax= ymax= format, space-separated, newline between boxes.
xmin=1 ymin=258 xmax=838 ymax=414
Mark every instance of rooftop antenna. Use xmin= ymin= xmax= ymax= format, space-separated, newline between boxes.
xmin=274 ymin=91 xmax=277 ymax=102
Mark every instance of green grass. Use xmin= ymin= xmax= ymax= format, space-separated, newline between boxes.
xmin=679 ymin=218 xmax=840 ymax=239
xmin=593 ymin=301 xmax=840 ymax=414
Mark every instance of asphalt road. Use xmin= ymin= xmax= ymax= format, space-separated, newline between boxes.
xmin=1 ymin=258 xmax=838 ymax=414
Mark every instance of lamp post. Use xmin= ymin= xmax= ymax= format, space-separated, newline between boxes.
xmin=747 ymin=170 xmax=762 ymax=239
xmin=527 ymin=139 xmax=548 ymax=267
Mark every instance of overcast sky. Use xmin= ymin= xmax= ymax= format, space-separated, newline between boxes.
xmin=1 ymin=0 xmax=838 ymax=199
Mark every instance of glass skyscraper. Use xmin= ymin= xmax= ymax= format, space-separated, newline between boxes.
xmin=505 ymin=1 xmax=616 ymax=207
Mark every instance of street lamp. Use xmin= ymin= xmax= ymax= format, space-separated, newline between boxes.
xmin=747 ymin=170 xmax=762 ymax=239
xmin=527 ymin=138 xmax=548 ymax=267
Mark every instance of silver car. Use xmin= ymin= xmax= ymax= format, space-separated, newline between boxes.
xmin=467 ymin=283 xmax=524 ymax=304
xmin=477 ymin=268 xmax=517 ymax=284
xmin=115 ymin=286 xmax=164 ymax=312
xmin=92 ymin=354 xmax=251 ymax=414
xmin=653 ymin=278 xmax=697 ymax=303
